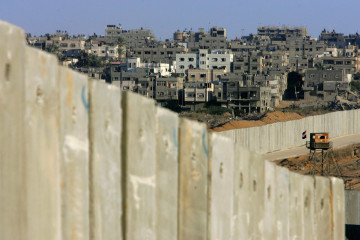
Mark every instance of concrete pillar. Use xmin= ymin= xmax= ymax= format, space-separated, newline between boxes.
xmin=232 ymin=146 xmax=251 ymax=239
xmin=0 ymin=20 xmax=27 ymax=240
xmin=24 ymin=47 xmax=62 ymax=240
xmin=345 ymin=190 xmax=360 ymax=225
xmin=276 ymin=166 xmax=290 ymax=240
xmin=89 ymin=80 xmax=122 ymax=240
xmin=208 ymin=132 xmax=234 ymax=240
xmin=289 ymin=171 xmax=304 ymax=240
xmin=59 ymin=67 xmax=90 ymax=240
xmin=121 ymin=91 xmax=156 ymax=240
xmin=314 ymin=176 xmax=332 ymax=240
xmin=264 ymin=161 xmax=277 ymax=239
xmin=155 ymin=107 xmax=179 ymax=240
xmin=303 ymin=175 xmax=316 ymax=239
xmin=178 ymin=119 xmax=208 ymax=240
xmin=248 ymin=151 xmax=265 ymax=238
xmin=330 ymin=177 xmax=345 ymax=240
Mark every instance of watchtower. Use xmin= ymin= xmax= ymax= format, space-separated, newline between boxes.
xmin=306 ymin=133 xmax=342 ymax=178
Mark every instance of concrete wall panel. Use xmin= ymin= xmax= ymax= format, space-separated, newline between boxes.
xmin=314 ymin=176 xmax=332 ymax=240
xmin=24 ymin=47 xmax=62 ymax=240
xmin=0 ymin=20 xmax=27 ymax=240
xmin=276 ymin=166 xmax=290 ymax=240
xmin=345 ymin=190 xmax=360 ymax=225
xmin=289 ymin=172 xmax=304 ymax=240
xmin=330 ymin=177 xmax=345 ymax=240
xmin=232 ymin=145 xmax=251 ymax=239
xmin=59 ymin=67 xmax=90 ymax=240
xmin=155 ymin=107 xmax=179 ymax=240
xmin=121 ymin=91 xmax=156 ymax=240
xmin=248 ymin=151 xmax=265 ymax=238
xmin=178 ymin=119 xmax=209 ymax=240
xmin=303 ymin=175 xmax=315 ymax=239
xmin=89 ymin=80 xmax=122 ymax=240
xmin=208 ymin=133 xmax=234 ymax=240
xmin=264 ymin=161 xmax=277 ymax=239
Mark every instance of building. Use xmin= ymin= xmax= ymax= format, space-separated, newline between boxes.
xmin=303 ymin=69 xmax=351 ymax=101
xmin=176 ymin=49 xmax=233 ymax=75
xmin=257 ymin=26 xmax=308 ymax=39
xmin=105 ymin=25 xmax=157 ymax=48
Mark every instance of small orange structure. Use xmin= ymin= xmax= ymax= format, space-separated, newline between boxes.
xmin=306 ymin=132 xmax=332 ymax=150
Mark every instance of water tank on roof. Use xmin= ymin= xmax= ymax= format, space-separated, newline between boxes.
xmin=174 ymin=30 xmax=182 ymax=41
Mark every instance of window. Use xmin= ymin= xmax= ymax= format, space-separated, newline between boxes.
xmin=123 ymin=86 xmax=129 ymax=90
xmin=200 ymin=74 xmax=206 ymax=78
xmin=188 ymin=58 xmax=194 ymax=61
xmin=180 ymin=58 xmax=185 ymax=61
xmin=190 ymin=74 xmax=195 ymax=78
xmin=179 ymin=65 xmax=185 ymax=69
xmin=200 ymin=61 xmax=205 ymax=64
xmin=221 ymin=58 xmax=226 ymax=62
xmin=212 ymin=58 xmax=218 ymax=62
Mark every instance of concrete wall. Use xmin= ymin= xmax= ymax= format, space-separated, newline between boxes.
xmin=220 ymin=108 xmax=360 ymax=154
xmin=0 ymin=20 xmax=345 ymax=240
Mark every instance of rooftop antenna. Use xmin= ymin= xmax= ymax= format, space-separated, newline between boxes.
xmin=241 ymin=28 xmax=245 ymax=36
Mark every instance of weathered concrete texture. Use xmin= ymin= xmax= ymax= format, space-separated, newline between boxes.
xmin=0 ymin=20 xmax=27 ymax=240
xmin=248 ymin=151 xmax=265 ymax=238
xmin=24 ymin=47 xmax=62 ymax=240
xmin=221 ymin=108 xmax=360 ymax=154
xmin=289 ymin=171 xmax=304 ymax=240
xmin=232 ymin=145 xmax=251 ymax=239
xmin=178 ymin=119 xmax=209 ymax=240
xmin=314 ymin=176 xmax=332 ymax=240
xmin=303 ymin=175 xmax=316 ymax=239
xmin=155 ymin=107 xmax=179 ymax=240
xmin=121 ymin=91 xmax=156 ymax=240
xmin=208 ymin=132 xmax=234 ymax=240
xmin=345 ymin=190 xmax=360 ymax=225
xmin=264 ymin=161 xmax=277 ymax=239
xmin=276 ymin=166 xmax=290 ymax=240
xmin=59 ymin=67 xmax=90 ymax=240
xmin=89 ymin=80 xmax=122 ymax=240
xmin=330 ymin=177 xmax=345 ymax=240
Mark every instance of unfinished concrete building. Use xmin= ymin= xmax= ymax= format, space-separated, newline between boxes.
xmin=257 ymin=26 xmax=308 ymax=39
xmin=131 ymin=45 xmax=187 ymax=64
xmin=105 ymin=25 xmax=157 ymax=48
xmin=303 ymin=69 xmax=351 ymax=101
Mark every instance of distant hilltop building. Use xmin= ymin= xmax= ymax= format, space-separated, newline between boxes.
xmin=257 ymin=26 xmax=308 ymax=39
xmin=105 ymin=24 xmax=157 ymax=48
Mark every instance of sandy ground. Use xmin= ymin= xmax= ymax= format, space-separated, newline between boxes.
xmin=211 ymin=111 xmax=303 ymax=131
xmin=274 ymin=144 xmax=360 ymax=190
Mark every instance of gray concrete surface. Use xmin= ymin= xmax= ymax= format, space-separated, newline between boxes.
xmin=155 ymin=108 xmax=179 ymax=240
xmin=121 ymin=91 xmax=156 ymax=240
xmin=89 ymin=80 xmax=122 ymax=240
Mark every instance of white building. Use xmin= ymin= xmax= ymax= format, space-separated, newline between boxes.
xmin=90 ymin=44 xmax=120 ymax=59
xmin=176 ymin=49 xmax=233 ymax=75
xmin=127 ymin=57 xmax=175 ymax=77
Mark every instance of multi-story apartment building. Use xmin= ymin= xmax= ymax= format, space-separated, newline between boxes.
xmin=176 ymin=49 xmax=233 ymax=75
xmin=318 ymin=56 xmax=360 ymax=74
xmin=303 ymin=69 xmax=351 ymax=101
xmin=105 ymin=25 xmax=157 ymax=48
xmin=257 ymin=26 xmax=308 ymax=39
xmin=131 ymin=45 xmax=187 ymax=64
xmin=175 ymin=27 xmax=227 ymax=51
